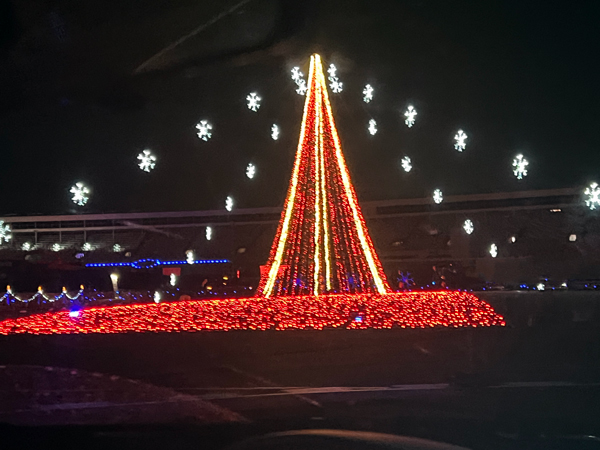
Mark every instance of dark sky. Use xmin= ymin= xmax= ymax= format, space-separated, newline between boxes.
xmin=0 ymin=0 xmax=599 ymax=215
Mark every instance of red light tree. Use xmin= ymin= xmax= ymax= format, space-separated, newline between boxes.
xmin=257 ymin=54 xmax=391 ymax=297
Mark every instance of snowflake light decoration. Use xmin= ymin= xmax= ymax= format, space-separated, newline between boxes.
xmin=246 ymin=163 xmax=256 ymax=179
xmin=454 ymin=129 xmax=467 ymax=152
xmin=195 ymin=120 xmax=212 ymax=141
xmin=433 ymin=189 xmax=443 ymax=204
xmin=368 ymin=119 xmax=377 ymax=135
xmin=584 ymin=182 xmax=600 ymax=210
xmin=512 ymin=154 xmax=529 ymax=180
xmin=22 ymin=242 xmax=32 ymax=251
xmin=291 ymin=67 xmax=307 ymax=95
xmin=327 ymin=64 xmax=343 ymax=93
xmin=363 ymin=84 xmax=374 ymax=103
xmin=246 ymin=92 xmax=261 ymax=112
xmin=404 ymin=105 xmax=417 ymax=128
xmin=225 ymin=196 xmax=234 ymax=212
xmin=271 ymin=124 xmax=280 ymax=140
xmin=401 ymin=156 xmax=412 ymax=173
xmin=463 ymin=219 xmax=474 ymax=235
xmin=0 ymin=221 xmax=11 ymax=244
xmin=82 ymin=242 xmax=93 ymax=251
xmin=206 ymin=226 xmax=212 ymax=241
xmin=113 ymin=244 xmax=122 ymax=252
xmin=70 ymin=182 xmax=90 ymax=206
xmin=397 ymin=271 xmax=414 ymax=289
xmin=137 ymin=149 xmax=156 ymax=172
xmin=186 ymin=250 xmax=195 ymax=265
xmin=169 ymin=274 xmax=177 ymax=287
xmin=489 ymin=243 xmax=498 ymax=258
xmin=153 ymin=291 xmax=161 ymax=304
xmin=52 ymin=243 xmax=62 ymax=252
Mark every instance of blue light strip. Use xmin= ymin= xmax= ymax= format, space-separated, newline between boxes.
xmin=86 ymin=258 xmax=229 ymax=268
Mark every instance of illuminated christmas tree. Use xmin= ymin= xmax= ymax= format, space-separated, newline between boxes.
xmin=258 ymin=54 xmax=391 ymax=297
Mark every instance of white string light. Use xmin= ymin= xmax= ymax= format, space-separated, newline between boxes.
xmin=512 ymin=154 xmax=529 ymax=180
xmin=401 ymin=156 xmax=412 ymax=173
xmin=454 ymin=130 xmax=467 ymax=152
xmin=271 ymin=124 xmax=280 ymax=140
xmin=206 ymin=226 xmax=212 ymax=241
xmin=363 ymin=84 xmax=374 ymax=103
xmin=246 ymin=163 xmax=256 ymax=179
xmin=225 ymin=196 xmax=234 ymax=212
xmin=0 ymin=221 xmax=12 ymax=244
xmin=368 ymin=119 xmax=377 ymax=135
xmin=584 ymin=182 xmax=600 ymax=210
xmin=433 ymin=189 xmax=443 ymax=204
xmin=246 ymin=92 xmax=261 ymax=112
xmin=463 ymin=219 xmax=474 ymax=235
xmin=70 ymin=182 xmax=90 ymax=206
xmin=137 ymin=149 xmax=157 ymax=172
xmin=404 ymin=105 xmax=417 ymax=128
xmin=195 ymin=120 xmax=213 ymax=141
xmin=489 ymin=243 xmax=498 ymax=258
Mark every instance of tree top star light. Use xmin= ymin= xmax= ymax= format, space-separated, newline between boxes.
xmin=454 ymin=129 xmax=467 ymax=152
xmin=137 ymin=149 xmax=156 ymax=172
xmin=404 ymin=105 xmax=417 ymax=128
xmin=512 ymin=154 xmax=529 ymax=180
xmin=368 ymin=119 xmax=377 ymax=135
xmin=584 ymin=182 xmax=600 ymax=210
xmin=195 ymin=120 xmax=212 ymax=141
xmin=363 ymin=84 xmax=374 ymax=103
xmin=246 ymin=92 xmax=261 ymax=112
xmin=70 ymin=182 xmax=90 ymax=206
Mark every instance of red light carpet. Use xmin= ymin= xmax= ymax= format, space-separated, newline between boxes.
xmin=0 ymin=291 xmax=504 ymax=335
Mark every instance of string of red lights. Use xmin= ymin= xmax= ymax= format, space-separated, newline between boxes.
xmin=257 ymin=54 xmax=390 ymax=297
xmin=0 ymin=292 xmax=504 ymax=335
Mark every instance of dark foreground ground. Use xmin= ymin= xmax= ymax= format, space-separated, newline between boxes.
xmin=0 ymin=292 xmax=599 ymax=449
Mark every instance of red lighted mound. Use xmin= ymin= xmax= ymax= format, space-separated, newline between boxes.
xmin=0 ymin=291 xmax=504 ymax=335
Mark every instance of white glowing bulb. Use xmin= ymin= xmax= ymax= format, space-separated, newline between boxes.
xmin=195 ymin=120 xmax=212 ymax=141
xmin=137 ymin=149 xmax=156 ymax=172
xmin=206 ymin=226 xmax=212 ymax=241
xmin=536 ymin=283 xmax=545 ymax=291
xmin=401 ymin=156 xmax=412 ymax=173
xmin=368 ymin=119 xmax=377 ymax=135
xmin=510 ymin=236 xmax=516 ymax=243
xmin=512 ymin=154 xmax=529 ymax=180
xmin=271 ymin=124 xmax=280 ymax=140
xmin=113 ymin=243 xmax=122 ymax=252
xmin=363 ymin=84 xmax=374 ymax=103
xmin=246 ymin=163 xmax=256 ymax=179
xmin=153 ymin=291 xmax=161 ymax=303
xmin=454 ymin=129 xmax=467 ymax=152
xmin=82 ymin=242 xmax=93 ymax=251
xmin=584 ymin=182 xmax=600 ymax=210
xmin=246 ymin=92 xmax=261 ymax=112
xmin=489 ymin=243 xmax=498 ymax=258
xmin=404 ymin=105 xmax=417 ymax=128
xmin=433 ymin=189 xmax=443 ymax=204
xmin=225 ymin=196 xmax=234 ymax=212
xmin=463 ymin=219 xmax=474 ymax=235
xmin=291 ymin=67 xmax=307 ymax=95
xmin=70 ymin=182 xmax=90 ymax=206
xmin=327 ymin=64 xmax=343 ymax=93
xmin=22 ymin=242 xmax=32 ymax=251
xmin=169 ymin=274 xmax=177 ymax=287
xmin=186 ymin=250 xmax=195 ymax=265
xmin=0 ymin=221 xmax=12 ymax=244
xmin=52 ymin=243 xmax=62 ymax=252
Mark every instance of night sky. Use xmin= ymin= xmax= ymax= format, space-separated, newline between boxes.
xmin=0 ymin=0 xmax=599 ymax=215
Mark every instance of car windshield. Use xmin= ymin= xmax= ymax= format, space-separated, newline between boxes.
xmin=1 ymin=1 xmax=599 ymax=449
